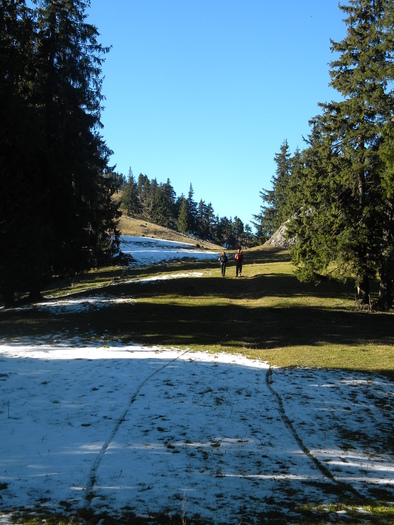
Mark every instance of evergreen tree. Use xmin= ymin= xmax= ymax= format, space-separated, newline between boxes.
xmin=112 ymin=171 xmax=126 ymax=188
xmin=290 ymin=0 xmax=394 ymax=307
xmin=197 ymin=199 xmax=212 ymax=240
xmin=327 ymin=0 xmax=392 ymax=303
xmin=376 ymin=120 xmax=394 ymax=308
xmin=121 ymin=169 xmax=140 ymax=216
xmin=187 ymin=183 xmax=198 ymax=235
xmin=162 ymin=178 xmax=176 ymax=227
xmin=288 ymin=121 xmax=349 ymax=282
xmin=233 ymin=217 xmax=245 ymax=247
xmin=177 ymin=197 xmax=189 ymax=234
xmin=253 ymin=140 xmax=293 ymax=243
xmin=218 ymin=217 xmax=237 ymax=248
xmin=205 ymin=202 xmax=216 ymax=241
xmin=150 ymin=185 xmax=167 ymax=226
xmin=146 ymin=177 xmax=157 ymax=211
xmin=0 ymin=0 xmax=119 ymax=305
xmin=33 ymin=0 xmax=119 ymax=285
xmin=0 ymin=0 xmax=39 ymax=306
xmin=243 ymin=224 xmax=255 ymax=248
xmin=137 ymin=173 xmax=149 ymax=199
xmin=196 ymin=200 xmax=217 ymax=242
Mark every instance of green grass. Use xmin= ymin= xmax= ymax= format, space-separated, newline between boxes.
xmin=6 ymin=499 xmax=394 ymax=525
xmin=1 ymin=247 xmax=393 ymax=376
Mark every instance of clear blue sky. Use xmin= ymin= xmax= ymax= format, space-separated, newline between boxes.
xmin=87 ymin=1 xmax=346 ymax=229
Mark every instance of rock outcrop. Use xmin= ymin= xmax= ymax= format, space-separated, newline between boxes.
xmin=264 ymin=219 xmax=296 ymax=248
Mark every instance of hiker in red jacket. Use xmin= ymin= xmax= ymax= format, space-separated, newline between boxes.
xmin=234 ymin=246 xmax=244 ymax=277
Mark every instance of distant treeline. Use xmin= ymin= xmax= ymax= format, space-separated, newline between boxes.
xmin=119 ymin=170 xmax=256 ymax=249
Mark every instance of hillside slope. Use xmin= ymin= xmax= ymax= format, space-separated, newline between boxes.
xmin=118 ymin=214 xmax=223 ymax=250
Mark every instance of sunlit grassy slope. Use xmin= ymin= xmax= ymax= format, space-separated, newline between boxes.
xmin=118 ymin=214 xmax=222 ymax=250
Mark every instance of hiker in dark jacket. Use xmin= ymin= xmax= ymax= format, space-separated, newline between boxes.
xmin=218 ymin=251 xmax=228 ymax=277
xmin=234 ymin=246 xmax=244 ymax=277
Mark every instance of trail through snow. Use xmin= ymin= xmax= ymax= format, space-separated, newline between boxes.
xmin=1 ymin=344 xmax=393 ymax=522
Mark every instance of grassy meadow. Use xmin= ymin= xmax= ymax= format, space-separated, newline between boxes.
xmin=1 ymin=236 xmax=393 ymax=377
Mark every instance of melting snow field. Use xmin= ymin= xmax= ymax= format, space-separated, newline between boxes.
xmin=0 ymin=238 xmax=393 ymax=523
xmin=118 ymin=236 xmax=219 ymax=266
xmin=0 ymin=345 xmax=393 ymax=523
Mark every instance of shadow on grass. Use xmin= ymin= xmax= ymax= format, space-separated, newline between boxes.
xmin=108 ymin=300 xmax=394 ymax=349
xmin=126 ymin=272 xmax=356 ymax=301
xmin=2 ymin=273 xmax=392 ymax=352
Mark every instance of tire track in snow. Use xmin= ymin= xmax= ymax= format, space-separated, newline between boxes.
xmin=83 ymin=349 xmax=190 ymax=506
xmin=265 ymin=367 xmax=364 ymax=501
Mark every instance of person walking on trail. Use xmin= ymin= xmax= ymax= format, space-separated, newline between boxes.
xmin=234 ymin=246 xmax=244 ymax=277
xmin=218 ymin=251 xmax=228 ymax=277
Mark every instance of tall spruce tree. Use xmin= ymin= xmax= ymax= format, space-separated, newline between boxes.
xmin=0 ymin=0 xmax=119 ymax=305
xmin=233 ymin=217 xmax=245 ymax=247
xmin=197 ymin=200 xmax=215 ymax=240
xmin=33 ymin=0 xmax=119 ymax=292
xmin=121 ymin=169 xmax=141 ymax=216
xmin=377 ymin=120 xmax=394 ymax=308
xmin=187 ymin=183 xmax=198 ymax=235
xmin=162 ymin=178 xmax=176 ymax=227
xmin=328 ymin=0 xmax=393 ymax=303
xmin=288 ymin=119 xmax=350 ymax=282
xmin=177 ymin=197 xmax=189 ymax=234
xmin=290 ymin=0 xmax=394 ymax=307
xmin=0 ymin=0 xmax=38 ymax=306
xmin=253 ymin=140 xmax=293 ymax=243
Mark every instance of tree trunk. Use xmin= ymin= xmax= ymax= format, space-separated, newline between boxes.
xmin=378 ymin=254 xmax=393 ymax=311
xmin=2 ymin=290 xmax=15 ymax=309
xmin=356 ymin=274 xmax=370 ymax=305
xmin=28 ymin=288 xmax=44 ymax=303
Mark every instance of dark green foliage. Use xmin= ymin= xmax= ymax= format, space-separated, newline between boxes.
xmin=152 ymin=178 xmax=176 ymax=228
xmin=196 ymin=200 xmax=215 ymax=241
xmin=321 ymin=0 xmax=393 ymax=303
xmin=186 ymin=183 xmax=198 ymax=235
xmin=121 ymin=170 xmax=141 ymax=216
xmin=253 ymin=140 xmax=301 ymax=243
xmin=288 ymin=122 xmax=353 ymax=283
xmin=263 ymin=0 xmax=394 ymax=309
xmin=377 ymin=122 xmax=394 ymax=308
xmin=176 ymin=196 xmax=189 ymax=234
xmin=0 ymin=0 xmax=120 ymax=306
